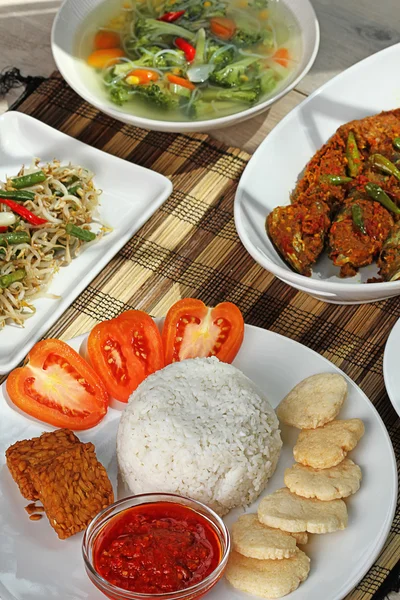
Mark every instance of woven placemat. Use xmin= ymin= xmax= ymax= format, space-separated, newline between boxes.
xmin=8 ymin=71 xmax=400 ymax=599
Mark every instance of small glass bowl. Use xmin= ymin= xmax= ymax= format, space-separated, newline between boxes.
xmin=82 ymin=492 xmax=231 ymax=600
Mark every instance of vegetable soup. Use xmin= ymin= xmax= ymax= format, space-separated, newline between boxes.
xmin=76 ymin=0 xmax=302 ymax=122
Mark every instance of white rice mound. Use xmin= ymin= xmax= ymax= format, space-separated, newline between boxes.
xmin=117 ymin=357 xmax=282 ymax=516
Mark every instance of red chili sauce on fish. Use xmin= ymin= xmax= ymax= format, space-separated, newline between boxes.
xmin=94 ymin=502 xmax=222 ymax=594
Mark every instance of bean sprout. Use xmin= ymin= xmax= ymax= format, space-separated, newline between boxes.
xmin=0 ymin=160 xmax=104 ymax=328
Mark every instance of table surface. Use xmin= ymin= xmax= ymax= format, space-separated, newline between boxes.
xmin=0 ymin=1 xmax=399 ymax=598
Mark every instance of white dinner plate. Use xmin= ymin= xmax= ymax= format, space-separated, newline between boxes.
xmin=0 ymin=111 xmax=172 ymax=374
xmin=0 ymin=323 xmax=397 ymax=600
xmin=383 ymin=318 xmax=400 ymax=417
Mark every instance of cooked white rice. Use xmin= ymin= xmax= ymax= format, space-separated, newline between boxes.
xmin=117 ymin=357 xmax=282 ymax=516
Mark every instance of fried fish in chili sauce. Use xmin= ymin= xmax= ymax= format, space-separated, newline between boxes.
xmin=267 ymin=108 xmax=400 ymax=278
xmin=378 ymin=223 xmax=400 ymax=281
xmin=328 ymin=199 xmax=393 ymax=277
xmin=266 ymin=201 xmax=330 ymax=276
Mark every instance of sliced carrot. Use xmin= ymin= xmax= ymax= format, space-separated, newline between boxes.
xmin=273 ymin=47 xmax=290 ymax=68
xmin=87 ymin=48 xmax=125 ymax=69
xmin=167 ymin=74 xmax=196 ymax=90
xmin=94 ymin=30 xmax=121 ymax=50
xmin=128 ymin=68 xmax=159 ymax=84
xmin=209 ymin=17 xmax=236 ymax=40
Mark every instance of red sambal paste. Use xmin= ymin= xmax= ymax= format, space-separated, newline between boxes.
xmin=94 ymin=502 xmax=222 ymax=594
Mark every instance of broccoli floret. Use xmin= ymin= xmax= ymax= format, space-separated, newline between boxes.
xmin=185 ymin=4 xmax=204 ymax=20
xmin=209 ymin=56 xmax=260 ymax=87
xmin=109 ymin=84 xmax=130 ymax=106
xmin=107 ymin=76 xmax=179 ymax=111
xmin=135 ymin=17 xmax=195 ymax=45
xmin=125 ymin=37 xmax=187 ymax=65
xmin=206 ymin=42 xmax=236 ymax=68
xmin=200 ymin=83 xmax=261 ymax=104
xmin=135 ymin=83 xmax=179 ymax=110
xmin=156 ymin=49 xmax=186 ymax=68
xmin=133 ymin=45 xmax=185 ymax=68
xmin=131 ymin=45 xmax=166 ymax=65
xmin=231 ymin=28 xmax=265 ymax=47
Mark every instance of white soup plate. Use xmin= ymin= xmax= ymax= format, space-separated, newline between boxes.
xmin=0 ymin=323 xmax=397 ymax=600
xmin=51 ymin=0 xmax=319 ymax=133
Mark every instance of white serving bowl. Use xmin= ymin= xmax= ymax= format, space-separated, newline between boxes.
xmin=235 ymin=42 xmax=400 ymax=305
xmin=51 ymin=0 xmax=319 ymax=133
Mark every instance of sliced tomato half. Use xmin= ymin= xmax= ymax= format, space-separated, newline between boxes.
xmin=7 ymin=339 xmax=108 ymax=430
xmin=162 ymin=298 xmax=244 ymax=365
xmin=87 ymin=310 xmax=164 ymax=403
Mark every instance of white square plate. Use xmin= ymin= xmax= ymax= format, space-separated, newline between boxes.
xmin=0 ymin=111 xmax=172 ymax=374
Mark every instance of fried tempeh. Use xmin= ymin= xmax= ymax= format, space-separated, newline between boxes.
xmin=5 ymin=428 xmax=80 ymax=500
xmin=30 ymin=442 xmax=114 ymax=539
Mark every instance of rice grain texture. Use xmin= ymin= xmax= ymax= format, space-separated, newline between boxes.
xmin=117 ymin=357 xmax=282 ymax=516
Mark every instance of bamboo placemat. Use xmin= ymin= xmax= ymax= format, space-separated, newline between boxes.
xmin=8 ymin=72 xmax=400 ymax=599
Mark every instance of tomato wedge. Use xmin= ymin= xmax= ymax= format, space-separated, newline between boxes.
xmin=162 ymin=299 xmax=244 ymax=365
xmin=87 ymin=310 xmax=164 ymax=403
xmin=7 ymin=339 xmax=108 ymax=430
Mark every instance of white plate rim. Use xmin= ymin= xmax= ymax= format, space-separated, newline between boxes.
xmin=383 ymin=317 xmax=400 ymax=417
xmin=0 ymin=322 xmax=397 ymax=600
xmin=234 ymin=41 xmax=400 ymax=293
xmin=0 ymin=111 xmax=173 ymax=374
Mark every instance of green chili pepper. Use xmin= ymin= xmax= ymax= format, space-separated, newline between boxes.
xmin=52 ymin=182 xmax=82 ymax=197
xmin=346 ymin=131 xmax=362 ymax=177
xmin=393 ymin=137 xmax=400 ymax=151
xmin=351 ymin=204 xmax=367 ymax=235
xmin=67 ymin=184 xmax=82 ymax=197
xmin=0 ymin=231 xmax=30 ymax=247
xmin=11 ymin=170 xmax=47 ymax=189
xmin=62 ymin=175 xmax=79 ymax=187
xmin=320 ymin=175 xmax=353 ymax=185
xmin=370 ymin=153 xmax=400 ymax=181
xmin=365 ymin=182 xmax=400 ymax=215
xmin=65 ymin=223 xmax=96 ymax=242
xmin=378 ymin=225 xmax=400 ymax=281
xmin=0 ymin=190 xmax=35 ymax=201
xmin=0 ymin=268 xmax=26 ymax=289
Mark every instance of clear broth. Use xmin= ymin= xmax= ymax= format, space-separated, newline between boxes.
xmin=76 ymin=0 xmax=302 ymax=122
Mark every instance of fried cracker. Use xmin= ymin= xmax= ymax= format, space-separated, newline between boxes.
xmin=276 ymin=373 xmax=347 ymax=429
xmin=231 ymin=514 xmax=298 ymax=560
xmin=225 ymin=549 xmax=310 ymax=598
xmin=258 ymin=488 xmax=348 ymax=534
xmin=290 ymin=531 xmax=308 ymax=545
xmin=293 ymin=419 xmax=365 ymax=469
xmin=284 ymin=458 xmax=362 ymax=501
